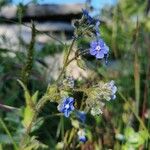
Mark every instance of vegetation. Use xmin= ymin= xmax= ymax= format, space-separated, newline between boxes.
xmin=0 ymin=0 xmax=150 ymax=149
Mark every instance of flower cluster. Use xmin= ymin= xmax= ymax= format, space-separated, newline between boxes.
xmin=96 ymin=80 xmax=117 ymax=101
xmin=82 ymin=9 xmax=109 ymax=60
xmin=90 ymin=101 xmax=104 ymax=116
xmin=86 ymin=80 xmax=117 ymax=116
xmin=56 ymin=9 xmax=117 ymax=143
xmin=62 ymin=76 xmax=74 ymax=89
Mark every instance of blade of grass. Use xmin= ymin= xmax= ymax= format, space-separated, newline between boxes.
xmin=0 ymin=118 xmax=18 ymax=150
xmin=134 ymin=46 xmax=140 ymax=115
xmin=133 ymin=17 xmax=140 ymax=116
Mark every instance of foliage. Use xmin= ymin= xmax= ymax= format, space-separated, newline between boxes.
xmin=0 ymin=0 xmax=150 ymax=150
xmin=0 ymin=0 xmax=11 ymax=6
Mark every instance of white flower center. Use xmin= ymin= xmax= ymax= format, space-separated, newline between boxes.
xmin=65 ymin=104 xmax=70 ymax=109
xmin=96 ymin=45 xmax=101 ymax=51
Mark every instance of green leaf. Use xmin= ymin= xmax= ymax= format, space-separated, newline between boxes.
xmin=24 ymin=136 xmax=48 ymax=150
xmin=31 ymin=117 xmax=44 ymax=132
xmin=124 ymin=127 xmax=149 ymax=148
xmin=31 ymin=91 xmax=39 ymax=104
xmin=0 ymin=134 xmax=12 ymax=144
xmin=122 ymin=144 xmax=135 ymax=150
xmin=71 ymin=119 xmax=79 ymax=129
xmin=76 ymin=58 xmax=86 ymax=70
xmin=139 ymin=130 xmax=149 ymax=140
xmin=22 ymin=106 xmax=34 ymax=128
xmin=17 ymin=79 xmax=31 ymax=105
xmin=5 ymin=112 xmax=20 ymax=124
xmin=124 ymin=127 xmax=135 ymax=139
xmin=46 ymin=85 xmax=59 ymax=102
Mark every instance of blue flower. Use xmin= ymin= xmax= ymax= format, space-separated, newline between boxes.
xmin=90 ymin=39 xmax=109 ymax=59
xmin=77 ymin=129 xmax=87 ymax=142
xmin=76 ymin=111 xmax=86 ymax=123
xmin=82 ymin=9 xmax=96 ymax=25
xmin=104 ymin=53 xmax=109 ymax=65
xmin=108 ymin=80 xmax=117 ymax=100
xmin=57 ymin=97 xmax=75 ymax=117
xmin=82 ymin=9 xmax=100 ymax=35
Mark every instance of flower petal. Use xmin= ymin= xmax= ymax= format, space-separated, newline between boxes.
xmin=79 ymin=136 xmax=87 ymax=142
xmin=112 ymin=86 xmax=117 ymax=94
xmin=96 ymin=51 xmax=104 ymax=59
xmin=57 ymin=103 xmax=63 ymax=112
xmin=111 ymin=95 xmax=116 ymax=100
xmin=68 ymin=97 xmax=74 ymax=103
xmin=90 ymin=48 xmax=97 ymax=55
xmin=70 ymin=105 xmax=75 ymax=111
xmin=90 ymin=41 xmax=97 ymax=48
xmin=98 ymin=39 xmax=104 ymax=47
xmin=101 ymin=46 xmax=109 ymax=54
xmin=64 ymin=110 xmax=70 ymax=117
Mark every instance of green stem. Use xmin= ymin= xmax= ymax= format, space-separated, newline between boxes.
xmin=20 ymin=95 xmax=50 ymax=149
xmin=56 ymin=38 xmax=76 ymax=82
xmin=133 ymin=17 xmax=140 ymax=116
xmin=0 ymin=118 xmax=18 ymax=150
xmin=66 ymin=49 xmax=88 ymax=66
xmin=61 ymin=116 xmax=64 ymax=140
xmin=0 ymin=18 xmax=64 ymax=45
xmin=21 ymin=22 xmax=35 ymax=85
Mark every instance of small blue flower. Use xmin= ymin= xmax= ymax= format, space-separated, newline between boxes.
xmin=108 ymin=80 xmax=117 ymax=100
xmin=78 ymin=129 xmax=87 ymax=142
xmin=57 ymin=97 xmax=75 ymax=117
xmin=79 ymin=135 xmax=87 ymax=143
xmin=90 ymin=39 xmax=109 ymax=59
xmin=82 ymin=9 xmax=96 ymax=25
xmin=82 ymin=9 xmax=94 ymax=24
xmin=104 ymin=53 xmax=109 ymax=65
xmin=76 ymin=111 xmax=86 ymax=123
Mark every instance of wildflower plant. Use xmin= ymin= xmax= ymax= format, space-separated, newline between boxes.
xmin=1 ymin=3 xmax=150 ymax=150
xmin=17 ymin=9 xmax=119 ymax=149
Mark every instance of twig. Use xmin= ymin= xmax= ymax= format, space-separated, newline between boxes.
xmin=0 ymin=103 xmax=19 ymax=112
xmin=0 ymin=18 xmax=64 ymax=45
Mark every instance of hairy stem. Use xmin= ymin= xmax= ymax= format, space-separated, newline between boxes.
xmin=56 ymin=38 xmax=76 ymax=82
xmin=21 ymin=22 xmax=35 ymax=85
xmin=20 ymin=95 xmax=50 ymax=149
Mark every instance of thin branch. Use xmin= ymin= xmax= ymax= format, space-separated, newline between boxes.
xmin=0 ymin=18 xmax=64 ymax=45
